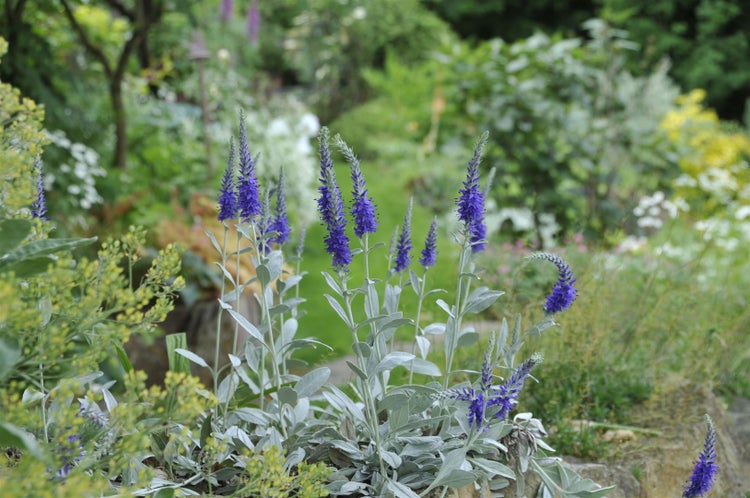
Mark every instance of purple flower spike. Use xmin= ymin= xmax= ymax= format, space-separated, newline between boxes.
xmin=457 ymin=133 xmax=488 ymax=252
xmin=683 ymin=415 xmax=718 ymax=498
xmin=393 ymin=200 xmax=413 ymax=273
xmin=269 ymin=169 xmax=290 ymax=245
xmin=31 ymin=160 xmax=47 ymax=220
xmin=419 ymin=218 xmax=438 ymax=268
xmin=487 ymin=353 xmax=542 ymax=420
xmin=334 ymin=134 xmax=377 ymax=238
xmin=219 ymin=0 xmax=233 ymax=23
xmin=529 ymin=252 xmax=578 ymax=314
xmin=246 ymin=0 xmax=260 ymax=45
xmin=218 ymin=138 xmax=238 ymax=221
xmin=317 ymin=128 xmax=351 ymax=269
xmin=237 ymin=110 xmax=262 ymax=222
xmin=449 ymin=388 xmax=486 ymax=429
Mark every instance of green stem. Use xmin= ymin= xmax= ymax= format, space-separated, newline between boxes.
xmin=342 ymin=276 xmax=388 ymax=480
xmin=409 ymin=268 xmax=429 ymax=384
xmin=442 ymin=241 xmax=473 ymax=390
xmin=213 ymin=225 xmax=230 ymax=395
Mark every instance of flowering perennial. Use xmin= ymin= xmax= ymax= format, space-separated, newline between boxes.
xmin=349 ymin=161 xmax=378 ymax=238
xmin=393 ymin=200 xmax=413 ymax=273
xmin=317 ymin=128 xmax=351 ymax=268
xmin=683 ymin=415 xmax=718 ymax=498
xmin=447 ymin=353 xmax=542 ymax=429
xmin=529 ymin=252 xmax=578 ymax=314
xmin=218 ymin=139 xmax=238 ymax=221
xmin=457 ymin=133 xmax=488 ymax=251
xmin=269 ymin=170 xmax=290 ymax=245
xmin=237 ymin=110 xmax=262 ymax=221
xmin=419 ymin=218 xmax=438 ymax=268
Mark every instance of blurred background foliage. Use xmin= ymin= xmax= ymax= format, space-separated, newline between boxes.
xmin=1 ymin=0 xmax=750 ymax=461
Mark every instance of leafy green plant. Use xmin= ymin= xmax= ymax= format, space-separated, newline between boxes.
xmin=442 ymin=19 xmax=680 ymax=242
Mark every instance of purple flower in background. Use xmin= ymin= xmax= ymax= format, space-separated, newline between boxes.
xmin=269 ymin=169 xmax=290 ymax=245
xmin=31 ymin=160 xmax=47 ymax=220
xmin=246 ymin=0 xmax=260 ymax=45
xmin=218 ymin=138 xmax=238 ymax=221
xmin=393 ymin=200 xmax=413 ymax=273
xmin=419 ymin=218 xmax=438 ymax=268
xmin=487 ymin=354 xmax=542 ymax=420
xmin=237 ymin=110 xmax=262 ymax=221
xmin=457 ymin=133 xmax=488 ymax=251
xmin=529 ymin=252 xmax=578 ymax=314
xmin=317 ymin=128 xmax=351 ymax=269
xmin=683 ymin=415 xmax=718 ymax=498
xmin=219 ymin=0 xmax=233 ymax=23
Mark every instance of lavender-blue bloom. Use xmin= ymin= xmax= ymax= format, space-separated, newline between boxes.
xmin=237 ymin=110 xmax=262 ymax=221
xmin=457 ymin=134 xmax=488 ymax=252
xmin=487 ymin=354 xmax=542 ymax=420
xmin=31 ymin=161 xmax=47 ymax=220
xmin=529 ymin=252 xmax=578 ymax=314
xmin=317 ymin=128 xmax=351 ymax=269
xmin=218 ymin=139 xmax=238 ymax=221
xmin=683 ymin=415 xmax=718 ymax=498
xmin=350 ymin=162 xmax=378 ymax=238
xmin=449 ymin=387 xmax=486 ymax=429
xmin=419 ymin=218 xmax=438 ymax=268
xmin=269 ymin=170 xmax=290 ymax=244
xmin=393 ymin=200 xmax=413 ymax=273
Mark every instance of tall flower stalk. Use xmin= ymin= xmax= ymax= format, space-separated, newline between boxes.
xmin=683 ymin=415 xmax=718 ymax=498
xmin=409 ymin=217 xmax=438 ymax=384
xmin=443 ymin=133 xmax=489 ymax=389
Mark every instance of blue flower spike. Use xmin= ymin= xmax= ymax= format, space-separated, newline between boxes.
xmin=393 ymin=198 xmax=413 ymax=273
xmin=218 ymin=138 xmax=238 ymax=222
xmin=419 ymin=217 xmax=438 ymax=269
xmin=269 ymin=169 xmax=290 ymax=245
xmin=317 ymin=127 xmax=351 ymax=269
xmin=683 ymin=415 xmax=718 ymax=498
xmin=31 ymin=159 xmax=48 ymax=220
xmin=529 ymin=252 xmax=578 ymax=314
xmin=457 ymin=132 xmax=489 ymax=252
xmin=237 ymin=109 xmax=262 ymax=222
xmin=333 ymin=134 xmax=378 ymax=238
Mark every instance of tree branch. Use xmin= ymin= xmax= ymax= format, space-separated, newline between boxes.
xmin=102 ymin=0 xmax=133 ymax=20
xmin=58 ymin=0 xmax=113 ymax=78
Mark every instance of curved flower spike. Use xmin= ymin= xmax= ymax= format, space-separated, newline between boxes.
xmin=528 ymin=252 xmax=578 ymax=314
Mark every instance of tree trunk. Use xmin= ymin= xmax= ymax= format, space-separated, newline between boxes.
xmin=110 ymin=78 xmax=128 ymax=170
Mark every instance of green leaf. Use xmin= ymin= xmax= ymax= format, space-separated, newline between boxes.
xmin=346 ymin=361 xmax=367 ymax=380
xmin=464 ymin=287 xmax=505 ymax=314
xmin=0 ymin=219 xmax=31 ymax=254
xmin=227 ymin=308 xmax=265 ymax=343
xmin=0 ymin=422 xmax=48 ymax=463
xmin=470 ymin=457 xmax=515 ymax=479
xmin=278 ymin=386 xmax=298 ymax=406
xmin=200 ymin=413 xmax=213 ymax=448
xmin=0 ymin=236 xmax=96 ymax=270
xmin=374 ymin=352 xmax=415 ymax=375
xmin=174 ymin=348 xmax=209 ymax=368
xmin=0 ymin=338 xmax=21 ymax=382
xmin=294 ymin=367 xmax=330 ymax=398
xmin=407 ymin=358 xmax=441 ymax=377
xmin=456 ymin=331 xmax=479 ymax=348
xmin=325 ymin=294 xmax=352 ymax=327
xmin=166 ymin=333 xmax=190 ymax=375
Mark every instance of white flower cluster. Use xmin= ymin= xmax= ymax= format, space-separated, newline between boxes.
xmin=235 ymin=98 xmax=321 ymax=225
xmin=44 ymin=130 xmax=106 ymax=210
xmin=633 ymin=191 xmax=688 ymax=230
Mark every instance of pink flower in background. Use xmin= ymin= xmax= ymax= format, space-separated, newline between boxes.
xmin=219 ymin=0 xmax=232 ymax=23
xmin=247 ymin=0 xmax=260 ymax=45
